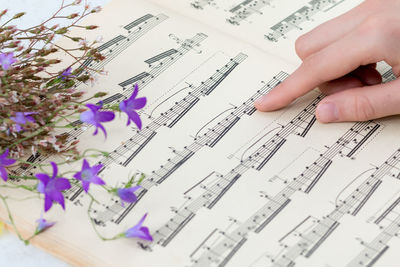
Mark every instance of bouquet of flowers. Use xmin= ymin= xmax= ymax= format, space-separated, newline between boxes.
xmin=0 ymin=0 xmax=152 ymax=244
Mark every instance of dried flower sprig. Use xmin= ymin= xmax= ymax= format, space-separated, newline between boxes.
xmin=0 ymin=1 xmax=153 ymax=245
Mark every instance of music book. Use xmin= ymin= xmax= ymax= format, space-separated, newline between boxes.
xmin=2 ymin=0 xmax=400 ymax=266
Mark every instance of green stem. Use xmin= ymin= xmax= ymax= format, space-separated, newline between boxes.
xmin=87 ymin=199 xmax=121 ymax=241
xmin=0 ymin=194 xmax=25 ymax=241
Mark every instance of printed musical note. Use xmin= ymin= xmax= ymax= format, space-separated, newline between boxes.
xmin=77 ymin=13 xmax=168 ymax=77
xmin=191 ymin=0 xmax=215 ymax=9
xmin=12 ymin=32 xmax=207 ymax=177
xmin=227 ymin=0 xmax=274 ymax=25
xmin=90 ymin=72 xmax=288 ymax=226
xmin=265 ymin=0 xmax=346 ymax=42
xmin=267 ymin=149 xmax=400 ymax=267
xmin=189 ymin=121 xmax=380 ymax=267
xmin=346 ymin=195 xmax=400 ymax=267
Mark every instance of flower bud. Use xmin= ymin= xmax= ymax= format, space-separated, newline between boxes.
xmin=71 ymin=92 xmax=84 ymax=97
xmin=77 ymin=75 xmax=89 ymax=82
xmin=93 ymin=92 xmax=107 ymax=98
xmin=46 ymin=59 xmax=61 ymax=64
xmin=71 ymin=37 xmax=82 ymax=42
xmin=91 ymin=6 xmax=101 ymax=13
xmin=68 ymin=13 xmax=79 ymax=19
xmin=85 ymin=25 xmax=98 ymax=30
xmin=55 ymin=27 xmax=68 ymax=34
xmin=13 ymin=12 xmax=25 ymax=19
xmin=0 ymin=10 xmax=8 ymax=17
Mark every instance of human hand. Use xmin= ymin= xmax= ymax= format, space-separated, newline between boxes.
xmin=255 ymin=0 xmax=400 ymax=123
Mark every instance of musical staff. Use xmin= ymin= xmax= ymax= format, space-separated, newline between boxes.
xmin=268 ymin=149 xmax=400 ymax=267
xmin=11 ymin=1 xmax=400 ymax=266
xmin=100 ymin=53 xmax=247 ymax=168
xmin=189 ymin=121 xmax=380 ymax=267
xmin=89 ymin=72 xmax=288 ymax=226
xmin=227 ymin=0 xmax=274 ymax=25
xmin=382 ymin=69 xmax=397 ymax=83
xmin=78 ymin=13 xmax=168 ymax=76
xmin=124 ymin=14 xmax=154 ymax=30
xmin=265 ymin=0 xmax=346 ymax=42
xmin=346 ymin=196 xmax=400 ymax=267
xmin=142 ymin=90 xmax=325 ymax=250
xmin=12 ymin=32 xmax=208 ymax=177
xmin=144 ymin=49 xmax=178 ymax=65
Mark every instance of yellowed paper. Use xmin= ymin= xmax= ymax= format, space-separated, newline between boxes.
xmin=1 ymin=1 xmax=400 ymax=267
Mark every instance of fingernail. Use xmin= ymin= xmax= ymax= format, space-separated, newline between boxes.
xmin=317 ymin=102 xmax=339 ymax=123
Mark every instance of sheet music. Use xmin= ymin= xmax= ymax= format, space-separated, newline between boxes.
xmin=148 ymin=0 xmax=364 ymax=64
xmin=2 ymin=0 xmax=400 ymax=267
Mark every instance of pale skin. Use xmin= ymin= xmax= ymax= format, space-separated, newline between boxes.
xmin=255 ymin=0 xmax=400 ymax=123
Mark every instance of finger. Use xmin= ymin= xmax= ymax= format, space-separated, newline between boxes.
xmin=316 ymin=79 xmax=400 ymax=123
xmin=295 ymin=1 xmax=375 ymax=59
xmin=319 ymin=75 xmax=364 ymax=95
xmin=320 ymin=64 xmax=381 ymax=95
xmin=352 ymin=64 xmax=382 ymax=85
xmin=255 ymin=29 xmax=382 ymax=112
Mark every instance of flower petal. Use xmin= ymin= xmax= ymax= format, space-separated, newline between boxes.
xmin=90 ymin=175 xmax=105 ymax=186
xmin=44 ymin=195 xmax=53 ymax=212
xmin=98 ymin=111 xmax=115 ymax=122
xmin=86 ymin=103 xmax=101 ymax=113
xmin=91 ymin=164 xmax=103 ymax=174
xmin=0 ymin=167 xmax=8 ymax=181
xmin=82 ymin=181 xmax=90 ymax=193
xmin=50 ymin=162 xmax=58 ymax=179
xmin=50 ymin=191 xmax=65 ymax=210
xmin=1 ymin=158 xmax=16 ymax=166
xmin=92 ymin=125 xmax=99 ymax=136
xmin=136 ymin=213 xmax=147 ymax=228
xmin=80 ymin=110 xmax=95 ymax=124
xmin=54 ymin=178 xmax=71 ymax=191
xmin=1 ymin=149 xmax=9 ymax=158
xmin=129 ymin=185 xmax=141 ymax=193
xmin=73 ymin=171 xmax=82 ymax=181
xmin=125 ymin=213 xmax=152 ymax=241
xmin=130 ymin=97 xmax=146 ymax=110
xmin=130 ymin=84 xmax=139 ymax=100
xmin=137 ymin=226 xmax=153 ymax=241
xmin=37 ymin=181 xmax=45 ymax=194
xmin=98 ymin=123 xmax=107 ymax=138
xmin=126 ymin=111 xmax=142 ymax=129
xmin=35 ymin=173 xmax=50 ymax=185
xmin=118 ymin=188 xmax=137 ymax=203
xmin=119 ymin=100 xmax=127 ymax=113
xmin=82 ymin=159 xmax=90 ymax=170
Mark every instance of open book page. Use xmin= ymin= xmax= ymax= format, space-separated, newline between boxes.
xmin=2 ymin=0 xmax=400 ymax=267
xmin=146 ymin=0 xmax=364 ymax=65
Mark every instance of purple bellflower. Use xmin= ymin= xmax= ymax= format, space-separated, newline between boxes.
xmin=0 ymin=149 xmax=16 ymax=181
xmin=117 ymin=186 xmax=140 ymax=207
xmin=73 ymin=159 xmax=105 ymax=193
xmin=35 ymin=162 xmax=71 ymax=212
xmin=80 ymin=102 xmax=115 ymax=137
xmin=60 ymin=67 xmax=75 ymax=80
xmin=35 ymin=214 xmax=56 ymax=234
xmin=10 ymin=112 xmax=37 ymax=132
xmin=0 ymin=52 xmax=16 ymax=70
xmin=119 ymin=84 xmax=146 ymax=130
xmin=125 ymin=213 xmax=153 ymax=241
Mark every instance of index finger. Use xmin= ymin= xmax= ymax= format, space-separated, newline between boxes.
xmin=255 ymin=27 xmax=382 ymax=111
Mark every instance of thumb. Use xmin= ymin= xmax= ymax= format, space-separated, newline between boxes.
xmin=316 ymin=79 xmax=400 ymax=123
